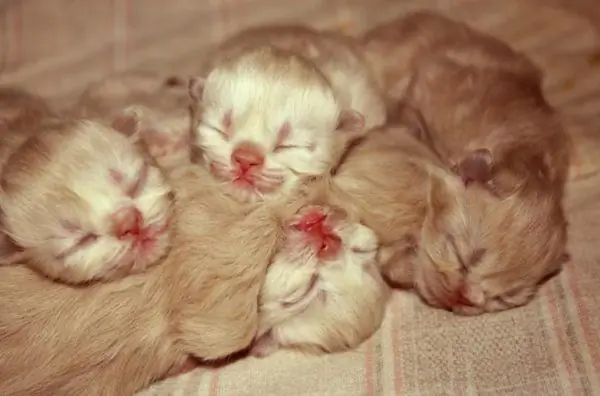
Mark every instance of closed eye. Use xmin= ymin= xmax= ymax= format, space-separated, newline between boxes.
xmin=203 ymin=124 xmax=229 ymax=140
xmin=274 ymin=143 xmax=315 ymax=153
xmin=56 ymin=233 xmax=99 ymax=259
xmin=127 ymin=164 xmax=149 ymax=198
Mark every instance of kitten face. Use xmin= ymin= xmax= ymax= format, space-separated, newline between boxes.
xmin=413 ymin=175 xmax=567 ymax=315
xmin=252 ymin=205 xmax=388 ymax=356
xmin=193 ymin=48 xmax=347 ymax=203
xmin=0 ymin=121 xmax=173 ymax=283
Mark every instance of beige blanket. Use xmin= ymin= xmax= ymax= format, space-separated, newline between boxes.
xmin=1 ymin=0 xmax=599 ymax=394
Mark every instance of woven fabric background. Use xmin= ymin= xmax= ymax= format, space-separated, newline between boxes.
xmin=1 ymin=0 xmax=599 ymax=395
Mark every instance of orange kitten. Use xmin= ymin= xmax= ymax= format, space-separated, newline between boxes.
xmin=321 ymin=114 xmax=567 ymax=315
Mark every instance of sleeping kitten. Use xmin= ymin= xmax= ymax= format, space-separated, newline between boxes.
xmin=122 ymin=106 xmax=391 ymax=358
xmin=361 ymin=11 xmax=571 ymax=197
xmin=0 ymin=165 xmax=283 ymax=396
xmin=0 ymin=94 xmax=173 ymax=284
xmin=188 ymin=25 xmax=386 ymax=202
xmin=251 ymin=204 xmax=389 ymax=356
xmin=322 ymin=111 xmax=567 ymax=315
xmin=74 ymin=70 xmax=193 ymax=171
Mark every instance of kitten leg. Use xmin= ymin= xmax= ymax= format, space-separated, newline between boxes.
xmin=142 ymin=127 xmax=191 ymax=167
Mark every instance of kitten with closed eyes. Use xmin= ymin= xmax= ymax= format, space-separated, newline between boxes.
xmin=251 ymin=204 xmax=389 ymax=357
xmin=319 ymin=107 xmax=567 ymax=315
xmin=187 ymin=25 xmax=386 ymax=203
xmin=0 ymin=88 xmax=173 ymax=284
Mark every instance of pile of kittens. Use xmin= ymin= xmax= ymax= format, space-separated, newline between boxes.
xmin=0 ymin=10 xmax=577 ymax=396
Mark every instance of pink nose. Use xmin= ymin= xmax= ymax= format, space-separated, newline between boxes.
xmin=231 ymin=144 xmax=264 ymax=170
xmin=113 ymin=207 xmax=144 ymax=240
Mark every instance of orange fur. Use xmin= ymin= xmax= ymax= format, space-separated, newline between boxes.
xmin=0 ymin=165 xmax=283 ymax=396
xmin=356 ymin=13 xmax=571 ymax=314
xmin=314 ymin=115 xmax=567 ymax=315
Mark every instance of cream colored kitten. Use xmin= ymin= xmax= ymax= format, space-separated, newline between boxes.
xmin=0 ymin=92 xmax=173 ymax=284
xmin=188 ymin=25 xmax=386 ymax=203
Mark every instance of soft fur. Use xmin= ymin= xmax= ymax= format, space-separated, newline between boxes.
xmin=188 ymin=25 xmax=386 ymax=202
xmin=252 ymin=204 xmax=390 ymax=356
xmin=0 ymin=164 xmax=283 ymax=396
xmin=0 ymin=90 xmax=173 ymax=284
xmin=357 ymin=13 xmax=571 ymax=314
xmin=73 ymin=70 xmax=194 ymax=170
xmin=312 ymin=115 xmax=567 ymax=315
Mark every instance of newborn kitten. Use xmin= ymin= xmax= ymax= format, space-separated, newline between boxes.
xmin=0 ymin=108 xmax=173 ymax=284
xmin=0 ymin=165 xmax=283 ymax=396
xmin=188 ymin=25 xmax=386 ymax=202
xmin=128 ymin=105 xmax=390 ymax=358
xmin=251 ymin=204 xmax=389 ymax=357
xmin=361 ymin=11 xmax=571 ymax=197
xmin=74 ymin=70 xmax=193 ymax=171
xmin=323 ymin=114 xmax=567 ymax=315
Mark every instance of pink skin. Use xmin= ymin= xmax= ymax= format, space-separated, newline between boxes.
xmin=415 ymin=265 xmax=476 ymax=313
xmin=290 ymin=207 xmax=343 ymax=260
xmin=111 ymin=206 xmax=168 ymax=273
xmin=143 ymin=128 xmax=190 ymax=159
xmin=249 ymin=206 xmax=344 ymax=358
xmin=209 ymin=143 xmax=284 ymax=194
xmin=206 ymin=114 xmax=292 ymax=195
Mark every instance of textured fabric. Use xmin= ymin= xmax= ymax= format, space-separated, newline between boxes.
xmin=1 ymin=0 xmax=600 ymax=395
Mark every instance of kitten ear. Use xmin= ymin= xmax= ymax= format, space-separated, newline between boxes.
xmin=456 ymin=148 xmax=493 ymax=186
xmin=111 ymin=106 xmax=143 ymax=138
xmin=336 ymin=109 xmax=365 ymax=134
xmin=188 ymin=77 xmax=205 ymax=102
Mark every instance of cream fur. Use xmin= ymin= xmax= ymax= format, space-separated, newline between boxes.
xmin=0 ymin=106 xmax=173 ymax=284
xmin=0 ymin=164 xmax=283 ymax=396
xmin=190 ymin=25 xmax=386 ymax=203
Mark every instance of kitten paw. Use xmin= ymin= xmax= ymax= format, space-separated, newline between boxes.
xmin=288 ymin=205 xmax=343 ymax=260
xmin=249 ymin=333 xmax=279 ymax=358
xmin=143 ymin=129 xmax=190 ymax=163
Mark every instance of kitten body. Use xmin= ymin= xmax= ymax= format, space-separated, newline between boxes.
xmin=0 ymin=165 xmax=282 ymax=396
xmin=361 ymin=11 xmax=571 ymax=195
xmin=252 ymin=204 xmax=390 ymax=356
xmin=320 ymin=119 xmax=567 ymax=315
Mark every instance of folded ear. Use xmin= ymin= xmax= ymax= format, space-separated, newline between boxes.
xmin=456 ymin=148 xmax=493 ymax=186
xmin=111 ymin=106 xmax=144 ymax=139
xmin=188 ymin=77 xmax=205 ymax=102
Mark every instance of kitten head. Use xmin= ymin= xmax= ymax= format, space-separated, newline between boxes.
xmin=254 ymin=207 xmax=389 ymax=356
xmin=189 ymin=46 xmax=365 ymax=203
xmin=413 ymin=171 xmax=567 ymax=315
xmin=0 ymin=119 xmax=173 ymax=283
